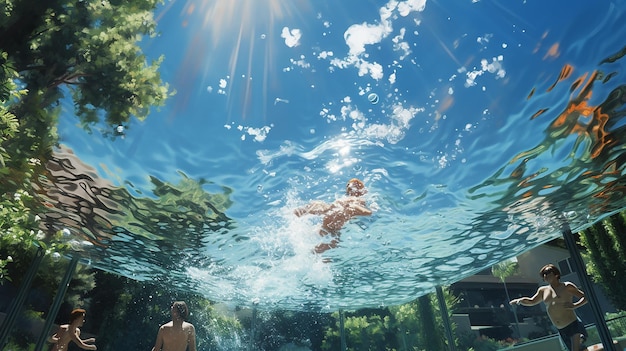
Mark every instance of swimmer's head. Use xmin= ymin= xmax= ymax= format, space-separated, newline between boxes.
xmin=539 ymin=264 xmax=560 ymax=280
xmin=171 ymin=301 xmax=189 ymax=320
xmin=70 ymin=309 xmax=86 ymax=324
xmin=346 ymin=178 xmax=366 ymax=196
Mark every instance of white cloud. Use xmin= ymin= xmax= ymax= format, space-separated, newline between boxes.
xmin=392 ymin=28 xmax=411 ymax=60
xmin=317 ymin=51 xmax=333 ymax=59
xmin=344 ymin=21 xmax=392 ymax=56
xmin=246 ymin=126 xmax=272 ymax=142
xmin=327 ymin=0 xmax=426 ymax=80
xmin=464 ymin=56 xmax=506 ymax=87
xmin=397 ymin=0 xmax=427 ymax=16
xmin=357 ymin=60 xmax=384 ymax=80
xmin=225 ymin=124 xmax=273 ymax=143
xmin=281 ymin=27 xmax=301 ymax=48
xmin=290 ymin=57 xmax=310 ymax=69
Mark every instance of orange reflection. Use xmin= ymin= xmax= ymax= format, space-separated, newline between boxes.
xmin=543 ymin=42 xmax=561 ymax=60
xmin=436 ymin=95 xmax=455 ymax=119
xmin=546 ymin=64 xmax=573 ymax=92
xmin=589 ymin=108 xmax=612 ymax=158
xmin=476 ymin=54 xmax=626 ymax=219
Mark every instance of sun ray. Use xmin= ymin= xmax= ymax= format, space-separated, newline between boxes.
xmin=159 ymin=0 xmax=312 ymax=121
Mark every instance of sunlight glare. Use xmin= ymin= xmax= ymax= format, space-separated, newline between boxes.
xmin=162 ymin=0 xmax=312 ymax=118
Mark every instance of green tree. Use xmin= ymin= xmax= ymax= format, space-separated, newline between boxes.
xmin=392 ymin=289 xmax=458 ymax=351
xmin=322 ymin=309 xmax=397 ymax=351
xmin=0 ymin=0 xmax=171 ymax=127
xmin=253 ymin=310 xmax=331 ymax=351
xmin=430 ymin=287 xmax=461 ymax=350
xmin=393 ymin=301 xmax=421 ymax=349
xmin=417 ymin=294 xmax=444 ymax=350
xmin=579 ymin=211 xmax=626 ymax=310
xmin=0 ymin=0 xmax=172 ymax=193
xmin=320 ymin=289 xmax=461 ymax=351
xmin=1 ymin=0 xmax=171 ymax=280
xmin=86 ymin=271 xmax=243 ymax=351
xmin=491 ymin=259 xmax=521 ymax=337
xmin=1 ymin=1 xmax=172 ymax=346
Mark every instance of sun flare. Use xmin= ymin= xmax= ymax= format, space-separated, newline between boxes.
xmin=159 ymin=0 xmax=311 ymax=118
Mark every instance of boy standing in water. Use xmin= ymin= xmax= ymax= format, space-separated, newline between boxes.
xmin=49 ymin=308 xmax=97 ymax=351
xmin=152 ymin=301 xmax=197 ymax=351
xmin=294 ymin=178 xmax=373 ymax=253
xmin=509 ymin=264 xmax=588 ymax=351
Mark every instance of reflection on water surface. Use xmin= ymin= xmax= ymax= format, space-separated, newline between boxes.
xmin=28 ymin=0 xmax=626 ymax=310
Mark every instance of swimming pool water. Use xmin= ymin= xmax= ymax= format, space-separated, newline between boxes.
xmin=41 ymin=0 xmax=626 ymax=311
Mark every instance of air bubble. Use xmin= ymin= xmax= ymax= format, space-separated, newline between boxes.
xmin=367 ymin=93 xmax=379 ymax=104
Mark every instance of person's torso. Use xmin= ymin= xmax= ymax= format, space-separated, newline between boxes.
xmin=161 ymin=324 xmax=190 ymax=351
xmin=542 ymin=284 xmax=578 ymax=328
xmin=52 ymin=326 xmax=73 ymax=351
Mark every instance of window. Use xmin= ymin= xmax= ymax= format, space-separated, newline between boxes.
xmin=558 ymin=258 xmax=573 ymax=276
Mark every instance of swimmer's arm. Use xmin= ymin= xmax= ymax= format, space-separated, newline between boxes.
xmin=188 ymin=324 xmax=197 ymax=351
xmin=151 ymin=326 xmax=164 ymax=351
xmin=339 ymin=198 xmax=372 ymax=216
xmin=510 ymin=287 xmax=544 ymax=306
xmin=351 ymin=203 xmax=372 ymax=216
xmin=48 ymin=328 xmax=61 ymax=343
xmin=294 ymin=201 xmax=331 ymax=216
xmin=565 ymin=282 xmax=587 ymax=309
xmin=71 ymin=329 xmax=96 ymax=350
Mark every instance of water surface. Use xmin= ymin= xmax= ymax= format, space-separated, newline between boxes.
xmin=40 ymin=0 xmax=626 ymax=311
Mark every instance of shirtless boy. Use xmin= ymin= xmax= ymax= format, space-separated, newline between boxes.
xmin=294 ymin=178 xmax=373 ymax=253
xmin=510 ymin=264 xmax=588 ymax=351
xmin=152 ymin=301 xmax=197 ymax=351
xmin=49 ymin=308 xmax=97 ymax=351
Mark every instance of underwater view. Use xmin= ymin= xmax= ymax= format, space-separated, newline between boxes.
xmin=2 ymin=0 xmax=626 ymax=350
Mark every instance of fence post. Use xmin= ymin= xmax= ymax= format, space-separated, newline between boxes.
xmin=34 ymin=256 xmax=79 ymax=351
xmin=562 ymin=223 xmax=616 ymax=351
xmin=436 ymin=286 xmax=457 ymax=351
xmin=0 ymin=246 xmax=45 ymax=350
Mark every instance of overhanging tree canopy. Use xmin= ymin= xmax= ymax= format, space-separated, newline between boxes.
xmin=0 ymin=0 xmax=171 ymax=127
xmin=0 ymin=0 xmax=172 ymax=267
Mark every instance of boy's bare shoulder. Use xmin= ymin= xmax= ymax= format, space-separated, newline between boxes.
xmin=563 ymin=281 xmax=581 ymax=291
xmin=160 ymin=321 xmax=175 ymax=329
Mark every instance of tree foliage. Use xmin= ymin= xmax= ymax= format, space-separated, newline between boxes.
xmin=0 ymin=0 xmax=172 ymax=195
xmin=0 ymin=0 xmax=171 ymax=127
xmin=491 ymin=259 xmax=518 ymax=283
xmin=491 ymin=258 xmax=521 ymax=338
xmin=320 ymin=289 xmax=459 ymax=351
xmin=1 ymin=4 xmax=173 ymax=348
xmin=579 ymin=210 xmax=626 ymax=310
xmin=86 ymin=271 xmax=242 ymax=351
xmin=322 ymin=310 xmax=396 ymax=351
xmin=0 ymin=0 xmax=171 ymax=282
